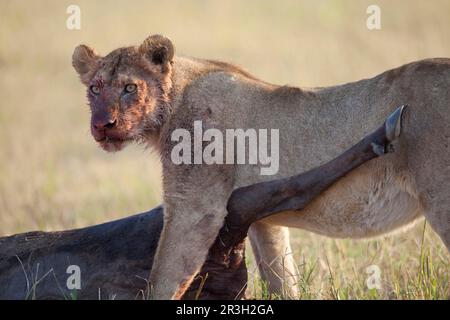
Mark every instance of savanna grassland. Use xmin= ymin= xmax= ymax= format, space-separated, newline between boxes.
xmin=0 ymin=0 xmax=449 ymax=299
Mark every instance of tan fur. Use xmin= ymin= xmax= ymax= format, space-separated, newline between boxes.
xmin=73 ymin=35 xmax=450 ymax=299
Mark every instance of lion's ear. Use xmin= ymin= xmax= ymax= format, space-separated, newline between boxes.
xmin=139 ymin=34 xmax=174 ymax=70
xmin=72 ymin=44 xmax=101 ymax=85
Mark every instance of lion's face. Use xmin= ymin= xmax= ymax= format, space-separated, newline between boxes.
xmin=72 ymin=35 xmax=174 ymax=152
xmin=83 ymin=59 xmax=164 ymax=153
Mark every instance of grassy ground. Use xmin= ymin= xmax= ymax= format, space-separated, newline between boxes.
xmin=0 ymin=0 xmax=448 ymax=299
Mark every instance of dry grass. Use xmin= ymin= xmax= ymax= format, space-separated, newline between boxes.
xmin=0 ymin=0 xmax=448 ymax=299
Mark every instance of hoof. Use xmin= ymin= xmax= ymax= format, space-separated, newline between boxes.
xmin=385 ymin=105 xmax=408 ymax=142
xmin=371 ymin=142 xmax=386 ymax=156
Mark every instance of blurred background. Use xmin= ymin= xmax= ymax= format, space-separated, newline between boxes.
xmin=0 ymin=0 xmax=448 ymax=299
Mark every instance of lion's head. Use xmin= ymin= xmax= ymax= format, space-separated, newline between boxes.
xmin=72 ymin=35 xmax=174 ymax=152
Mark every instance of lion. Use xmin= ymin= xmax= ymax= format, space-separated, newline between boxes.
xmin=72 ymin=34 xmax=450 ymax=299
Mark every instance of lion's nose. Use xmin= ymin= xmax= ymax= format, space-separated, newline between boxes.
xmin=93 ymin=118 xmax=117 ymax=130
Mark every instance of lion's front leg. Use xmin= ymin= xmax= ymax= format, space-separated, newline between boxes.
xmin=149 ymin=204 xmax=228 ymax=299
xmin=149 ymin=166 xmax=234 ymax=299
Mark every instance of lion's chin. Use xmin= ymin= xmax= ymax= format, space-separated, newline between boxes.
xmin=98 ymin=139 xmax=131 ymax=152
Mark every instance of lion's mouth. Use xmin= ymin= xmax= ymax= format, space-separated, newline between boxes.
xmin=95 ymin=136 xmax=128 ymax=143
xmin=95 ymin=135 xmax=133 ymax=152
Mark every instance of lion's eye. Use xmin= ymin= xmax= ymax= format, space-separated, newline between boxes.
xmin=124 ymin=84 xmax=137 ymax=94
xmin=90 ymin=85 xmax=100 ymax=95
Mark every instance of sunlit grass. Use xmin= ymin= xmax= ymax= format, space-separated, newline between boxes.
xmin=247 ymin=221 xmax=449 ymax=299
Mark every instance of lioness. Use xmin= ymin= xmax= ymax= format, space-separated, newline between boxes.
xmin=72 ymin=34 xmax=450 ymax=299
